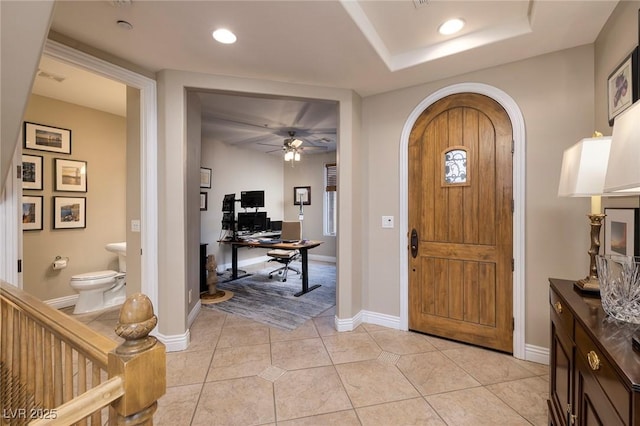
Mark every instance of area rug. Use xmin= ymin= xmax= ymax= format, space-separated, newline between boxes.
xmin=202 ymin=262 xmax=336 ymax=330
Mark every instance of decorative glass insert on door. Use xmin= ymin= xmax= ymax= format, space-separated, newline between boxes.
xmin=443 ymin=148 xmax=468 ymax=184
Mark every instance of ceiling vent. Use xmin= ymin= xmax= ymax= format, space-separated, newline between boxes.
xmin=413 ymin=0 xmax=430 ymax=8
xmin=37 ymin=70 xmax=66 ymax=83
xmin=110 ymin=0 xmax=132 ymax=6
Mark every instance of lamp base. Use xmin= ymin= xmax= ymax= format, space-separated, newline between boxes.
xmin=574 ymin=275 xmax=600 ymax=295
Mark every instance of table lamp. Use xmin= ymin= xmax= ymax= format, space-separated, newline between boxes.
xmin=558 ymin=135 xmax=612 ymax=292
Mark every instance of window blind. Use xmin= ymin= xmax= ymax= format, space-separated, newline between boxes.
xmin=325 ymin=163 xmax=337 ymax=192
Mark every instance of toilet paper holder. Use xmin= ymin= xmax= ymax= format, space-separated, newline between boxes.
xmin=52 ymin=256 xmax=69 ymax=270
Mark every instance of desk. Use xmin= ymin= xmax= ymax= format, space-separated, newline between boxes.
xmin=222 ymin=239 xmax=323 ymax=297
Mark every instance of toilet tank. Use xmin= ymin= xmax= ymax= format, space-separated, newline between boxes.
xmin=105 ymin=242 xmax=126 ymax=272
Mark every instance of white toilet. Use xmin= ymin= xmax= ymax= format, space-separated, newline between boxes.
xmin=70 ymin=242 xmax=127 ymax=314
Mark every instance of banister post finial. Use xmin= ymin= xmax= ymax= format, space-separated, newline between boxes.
xmin=109 ymin=293 xmax=166 ymax=425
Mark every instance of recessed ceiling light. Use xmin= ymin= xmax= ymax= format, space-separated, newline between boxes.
xmin=212 ymin=28 xmax=237 ymax=44
xmin=438 ymin=18 xmax=465 ymax=35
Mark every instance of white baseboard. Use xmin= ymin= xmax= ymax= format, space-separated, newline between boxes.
xmin=155 ymin=330 xmax=190 ymax=352
xmin=309 ymin=254 xmax=336 ymax=263
xmin=188 ymin=300 xmax=201 ymax=328
xmin=337 ymin=308 xmax=549 ymax=364
xmin=45 ymin=294 xmax=78 ymax=309
xmin=524 ymin=343 xmax=549 ymax=365
xmin=361 ymin=310 xmax=402 ymax=329
xmin=335 ymin=310 xmax=363 ymax=331
xmin=217 ymin=256 xmax=269 ymax=273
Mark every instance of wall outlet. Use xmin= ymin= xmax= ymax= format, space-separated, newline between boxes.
xmin=131 ymin=219 xmax=141 ymax=232
xmin=382 ymin=216 xmax=394 ymax=228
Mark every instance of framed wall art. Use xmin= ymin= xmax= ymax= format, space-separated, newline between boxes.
xmin=24 ymin=122 xmax=72 ymax=154
xmin=200 ymin=167 xmax=212 ymax=188
xmin=22 ymin=195 xmax=43 ymax=231
xmin=294 ymin=186 xmax=311 ymax=205
xmin=55 ymin=158 xmax=87 ymax=192
xmin=607 ymin=47 xmax=640 ymax=126
xmin=200 ymin=192 xmax=208 ymax=211
xmin=22 ymin=154 xmax=43 ymax=190
xmin=603 ymin=207 xmax=640 ymax=256
xmin=53 ymin=196 xmax=86 ymax=229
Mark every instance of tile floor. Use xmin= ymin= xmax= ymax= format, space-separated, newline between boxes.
xmin=66 ymin=287 xmax=549 ymax=425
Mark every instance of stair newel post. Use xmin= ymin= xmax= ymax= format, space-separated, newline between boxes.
xmin=108 ymin=293 xmax=166 ymax=425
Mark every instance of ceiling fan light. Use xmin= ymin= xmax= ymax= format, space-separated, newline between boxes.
xmin=284 ymin=150 xmax=294 ymax=161
xmin=294 ymin=152 xmax=301 ymax=161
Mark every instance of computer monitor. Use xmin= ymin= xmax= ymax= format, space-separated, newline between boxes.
xmin=270 ymin=220 xmax=282 ymax=231
xmin=221 ymin=212 xmax=234 ymax=230
xmin=237 ymin=211 xmax=267 ymax=232
xmin=222 ymin=193 xmax=235 ymax=212
xmin=240 ymin=190 xmax=265 ymax=208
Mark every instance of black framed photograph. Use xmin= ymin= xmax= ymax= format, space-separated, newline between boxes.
xmin=200 ymin=167 xmax=212 ymax=188
xmin=607 ymin=47 xmax=640 ymax=126
xmin=24 ymin=122 xmax=72 ymax=154
xmin=55 ymin=158 xmax=87 ymax=192
xmin=22 ymin=195 xmax=43 ymax=231
xmin=200 ymin=192 xmax=208 ymax=211
xmin=293 ymin=186 xmax=311 ymax=205
xmin=604 ymin=208 xmax=640 ymax=256
xmin=53 ymin=196 xmax=86 ymax=229
xmin=22 ymin=154 xmax=43 ymax=190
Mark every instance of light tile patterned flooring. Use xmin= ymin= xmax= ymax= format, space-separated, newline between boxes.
xmin=67 ymin=283 xmax=549 ymax=425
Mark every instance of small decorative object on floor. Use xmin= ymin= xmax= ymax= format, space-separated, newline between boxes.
xmin=201 ymin=254 xmax=233 ymax=304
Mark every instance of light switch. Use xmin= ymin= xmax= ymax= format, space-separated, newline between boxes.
xmin=131 ymin=219 xmax=141 ymax=232
xmin=382 ymin=216 xmax=394 ymax=228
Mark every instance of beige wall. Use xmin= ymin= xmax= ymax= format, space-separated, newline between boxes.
xmin=284 ymin=151 xmax=337 ymax=259
xmin=362 ymin=45 xmax=596 ymax=349
xmin=23 ymin=95 xmax=126 ymax=300
xmin=126 ymin=86 xmax=142 ymax=294
xmin=594 ymin=1 xmax=640 ymax=215
xmin=200 ymin=133 xmax=284 ymax=268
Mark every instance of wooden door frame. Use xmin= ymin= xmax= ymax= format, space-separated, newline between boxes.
xmin=399 ymin=83 xmax=526 ymax=359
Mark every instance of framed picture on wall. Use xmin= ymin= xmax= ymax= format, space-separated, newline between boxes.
xmin=200 ymin=192 xmax=208 ymax=211
xmin=604 ymin=208 xmax=640 ymax=256
xmin=22 ymin=154 xmax=43 ymax=190
xmin=607 ymin=47 xmax=640 ymax=126
xmin=24 ymin=122 xmax=72 ymax=154
xmin=55 ymin=158 xmax=87 ymax=192
xmin=53 ymin=196 xmax=86 ymax=229
xmin=200 ymin=167 xmax=212 ymax=188
xmin=22 ymin=195 xmax=43 ymax=231
xmin=293 ymin=186 xmax=311 ymax=205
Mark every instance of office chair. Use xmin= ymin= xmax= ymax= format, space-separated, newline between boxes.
xmin=267 ymin=221 xmax=301 ymax=282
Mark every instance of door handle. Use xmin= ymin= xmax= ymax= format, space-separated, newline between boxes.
xmin=411 ymin=229 xmax=418 ymax=258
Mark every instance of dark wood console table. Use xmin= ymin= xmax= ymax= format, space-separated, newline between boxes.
xmin=548 ymin=278 xmax=640 ymax=426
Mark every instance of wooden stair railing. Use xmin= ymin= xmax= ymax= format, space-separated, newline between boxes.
xmin=0 ymin=281 xmax=166 ymax=425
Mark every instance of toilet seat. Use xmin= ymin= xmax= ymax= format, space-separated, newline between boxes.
xmin=70 ymin=270 xmax=118 ymax=287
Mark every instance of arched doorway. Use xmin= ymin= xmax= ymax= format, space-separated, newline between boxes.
xmin=399 ymin=83 xmax=526 ymax=358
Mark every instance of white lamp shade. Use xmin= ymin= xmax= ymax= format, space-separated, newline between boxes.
xmin=284 ymin=150 xmax=294 ymax=161
xmin=604 ymin=100 xmax=640 ymax=194
xmin=558 ymin=137 xmax=612 ymax=197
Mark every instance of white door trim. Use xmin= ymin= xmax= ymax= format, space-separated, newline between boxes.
xmin=399 ymin=82 xmax=526 ymax=359
xmin=43 ymin=40 xmax=159 ymax=311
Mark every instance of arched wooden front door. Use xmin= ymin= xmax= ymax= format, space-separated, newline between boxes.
xmin=408 ymin=93 xmax=513 ymax=353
